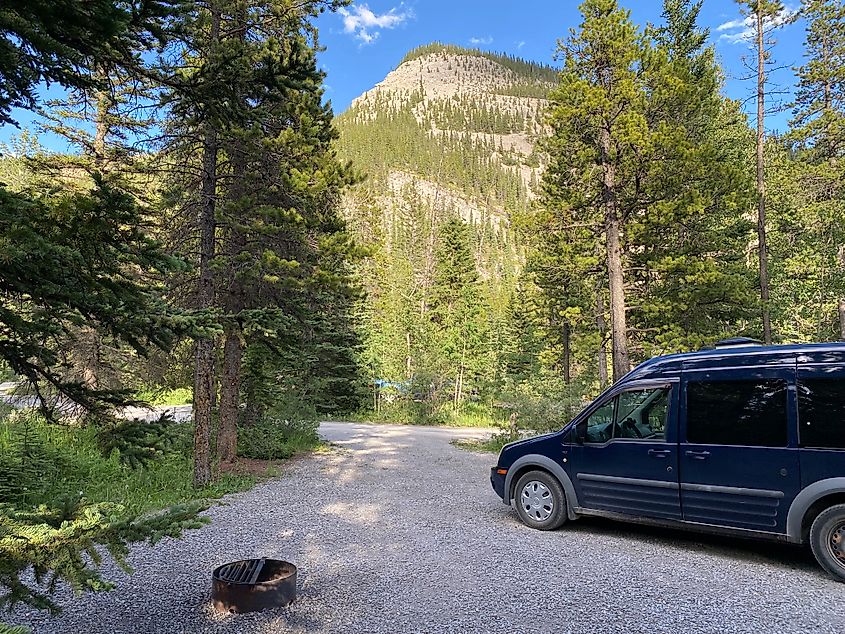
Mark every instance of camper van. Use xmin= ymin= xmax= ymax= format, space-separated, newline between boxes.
xmin=490 ymin=338 xmax=845 ymax=581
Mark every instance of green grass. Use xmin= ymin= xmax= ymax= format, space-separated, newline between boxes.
xmin=134 ymin=387 xmax=193 ymax=406
xmin=0 ymin=414 xmax=256 ymax=516
xmin=351 ymin=401 xmax=504 ymax=428
xmin=451 ymin=433 xmax=516 ymax=454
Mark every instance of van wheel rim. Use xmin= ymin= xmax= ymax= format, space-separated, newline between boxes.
xmin=521 ymin=480 xmax=554 ymax=521
xmin=829 ymin=522 xmax=845 ymax=565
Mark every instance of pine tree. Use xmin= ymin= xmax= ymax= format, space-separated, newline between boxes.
xmin=634 ymin=0 xmax=757 ymax=352
xmin=791 ymin=0 xmax=845 ymax=160
xmin=429 ymin=218 xmax=487 ymax=410
xmin=736 ymin=0 xmax=795 ymax=343
xmin=543 ymin=0 xmax=649 ymax=381
xmin=160 ymin=0 xmax=353 ymax=467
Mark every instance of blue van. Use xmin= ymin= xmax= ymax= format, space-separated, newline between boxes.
xmin=490 ymin=339 xmax=845 ymax=581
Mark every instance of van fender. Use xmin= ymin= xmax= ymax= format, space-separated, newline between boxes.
xmin=786 ymin=477 xmax=845 ymax=543
xmin=504 ymin=454 xmax=579 ymax=521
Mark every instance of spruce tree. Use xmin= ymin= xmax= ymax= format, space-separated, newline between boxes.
xmin=430 ymin=218 xmax=487 ymax=410
xmin=763 ymin=0 xmax=845 ymax=341
xmin=0 ymin=3 xmax=206 ymax=628
xmin=159 ymin=0 xmax=353 ymax=467
xmin=543 ymin=0 xmax=648 ymax=381
xmin=634 ymin=0 xmax=757 ymax=352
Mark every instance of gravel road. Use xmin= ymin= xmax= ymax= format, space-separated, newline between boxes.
xmin=12 ymin=421 xmax=845 ymax=634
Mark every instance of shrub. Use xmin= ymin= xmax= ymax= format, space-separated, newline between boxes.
xmin=237 ymin=419 xmax=320 ymax=460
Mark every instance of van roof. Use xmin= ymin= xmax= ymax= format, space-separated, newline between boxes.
xmin=624 ymin=341 xmax=845 ymax=382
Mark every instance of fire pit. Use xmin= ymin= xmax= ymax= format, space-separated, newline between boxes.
xmin=211 ymin=558 xmax=297 ymax=614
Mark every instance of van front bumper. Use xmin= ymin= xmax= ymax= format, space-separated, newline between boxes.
xmin=490 ymin=466 xmax=506 ymax=501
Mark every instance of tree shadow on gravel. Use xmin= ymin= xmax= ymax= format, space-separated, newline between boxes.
xmin=563 ymin=516 xmax=820 ymax=574
xmin=486 ymin=499 xmax=822 ymax=578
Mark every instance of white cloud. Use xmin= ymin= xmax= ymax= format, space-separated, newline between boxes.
xmin=516 ymin=40 xmax=526 ymax=50
xmin=717 ymin=5 xmax=798 ymax=44
xmin=469 ymin=36 xmax=493 ymax=45
xmin=338 ymin=3 xmax=412 ymax=44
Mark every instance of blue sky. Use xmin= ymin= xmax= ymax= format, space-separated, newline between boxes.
xmin=0 ymin=1 xmax=808 ymax=151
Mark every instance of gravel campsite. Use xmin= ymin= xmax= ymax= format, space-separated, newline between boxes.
xmin=13 ymin=422 xmax=845 ymax=634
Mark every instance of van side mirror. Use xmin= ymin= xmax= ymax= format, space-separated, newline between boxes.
xmin=574 ymin=421 xmax=586 ymax=445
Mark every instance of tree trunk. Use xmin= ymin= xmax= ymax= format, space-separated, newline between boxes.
xmin=596 ymin=291 xmax=609 ymax=390
xmin=405 ymin=332 xmax=412 ymax=379
xmin=217 ymin=327 xmax=242 ymax=464
xmin=756 ymin=8 xmax=773 ymax=345
xmin=192 ymin=4 xmax=221 ymax=489
xmin=839 ymin=299 xmax=845 ymax=341
xmin=80 ymin=329 xmax=100 ymax=390
xmin=600 ymin=126 xmax=630 ymax=381
xmin=839 ymin=247 xmax=845 ymax=341
xmin=562 ymin=321 xmax=571 ymax=384
xmin=78 ymin=73 xmax=114 ymax=391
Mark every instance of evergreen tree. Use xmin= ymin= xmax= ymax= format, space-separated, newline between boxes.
xmin=792 ymin=0 xmax=845 ymax=160
xmin=788 ymin=0 xmax=845 ymax=338
xmin=736 ymin=0 xmax=794 ymax=343
xmin=0 ymin=3 xmax=207 ymax=628
xmin=0 ymin=1 xmax=177 ymax=126
xmin=634 ymin=0 xmax=757 ymax=352
xmin=160 ymin=0 xmax=353 ymax=467
xmin=542 ymin=0 xmax=649 ymax=381
xmin=429 ymin=218 xmax=488 ymax=409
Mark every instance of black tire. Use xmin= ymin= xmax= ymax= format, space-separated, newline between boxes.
xmin=809 ymin=503 xmax=845 ymax=582
xmin=513 ymin=470 xmax=567 ymax=531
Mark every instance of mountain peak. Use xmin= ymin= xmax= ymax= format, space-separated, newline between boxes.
xmin=398 ymin=43 xmax=559 ymax=83
xmin=349 ymin=42 xmax=556 ymax=112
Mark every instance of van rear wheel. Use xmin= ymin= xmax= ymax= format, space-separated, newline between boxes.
xmin=513 ymin=470 xmax=567 ymax=531
xmin=809 ymin=504 xmax=845 ymax=582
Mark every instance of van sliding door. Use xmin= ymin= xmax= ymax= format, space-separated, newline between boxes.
xmin=679 ymin=366 xmax=800 ymax=534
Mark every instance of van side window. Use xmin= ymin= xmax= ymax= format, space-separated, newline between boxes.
xmin=616 ymin=388 xmax=670 ymax=441
xmin=686 ymin=379 xmax=788 ymax=447
xmin=585 ymin=400 xmax=614 ymax=443
xmin=798 ymin=378 xmax=845 ymax=449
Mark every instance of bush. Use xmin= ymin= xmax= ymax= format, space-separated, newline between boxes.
xmin=133 ymin=387 xmax=192 ymax=406
xmin=237 ymin=418 xmax=320 ymax=460
xmin=496 ymin=376 xmax=592 ymax=435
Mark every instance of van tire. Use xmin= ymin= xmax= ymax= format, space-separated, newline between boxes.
xmin=513 ymin=470 xmax=567 ymax=531
xmin=809 ymin=503 xmax=845 ymax=582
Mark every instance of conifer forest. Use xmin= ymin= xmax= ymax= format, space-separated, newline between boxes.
xmin=2 ymin=0 xmax=845 ymax=627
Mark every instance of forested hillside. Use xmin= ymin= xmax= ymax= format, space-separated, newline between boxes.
xmin=335 ymin=43 xmax=556 ymax=423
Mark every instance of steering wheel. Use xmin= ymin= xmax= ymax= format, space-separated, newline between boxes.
xmin=621 ymin=417 xmax=643 ymax=439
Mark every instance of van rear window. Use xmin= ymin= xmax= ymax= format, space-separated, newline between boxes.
xmin=686 ymin=379 xmax=788 ymax=447
xmin=798 ymin=378 xmax=845 ymax=449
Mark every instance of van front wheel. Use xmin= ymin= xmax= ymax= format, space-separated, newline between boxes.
xmin=809 ymin=503 xmax=845 ymax=582
xmin=513 ymin=470 xmax=567 ymax=531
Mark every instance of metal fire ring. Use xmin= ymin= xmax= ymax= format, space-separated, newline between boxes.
xmin=212 ymin=558 xmax=297 ymax=614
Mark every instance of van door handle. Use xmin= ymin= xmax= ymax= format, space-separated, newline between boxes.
xmin=648 ymin=449 xmax=671 ymax=458
xmin=685 ymin=450 xmax=711 ymax=460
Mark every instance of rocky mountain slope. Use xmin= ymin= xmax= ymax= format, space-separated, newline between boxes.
xmin=336 ymin=43 xmax=556 ymax=256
